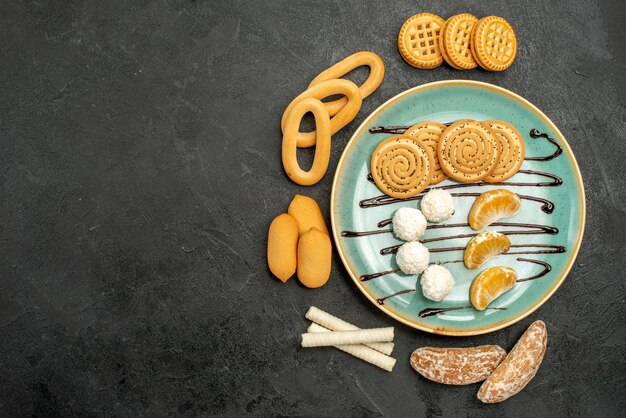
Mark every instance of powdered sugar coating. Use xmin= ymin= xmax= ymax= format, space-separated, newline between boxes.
xmin=396 ymin=241 xmax=430 ymax=274
xmin=392 ymin=207 xmax=427 ymax=241
xmin=420 ymin=265 xmax=455 ymax=301
xmin=420 ymin=188 xmax=455 ymax=222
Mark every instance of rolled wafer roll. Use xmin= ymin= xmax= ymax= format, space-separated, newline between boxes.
xmin=305 ymin=306 xmax=394 ymax=355
xmin=307 ymin=323 xmax=396 ymax=372
xmin=301 ymin=327 xmax=394 ymax=347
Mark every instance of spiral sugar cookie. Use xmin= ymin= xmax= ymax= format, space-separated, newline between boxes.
xmin=282 ymin=98 xmax=331 ymax=186
xmin=398 ymin=13 xmax=446 ymax=69
xmin=371 ymin=136 xmax=433 ymax=199
xmin=309 ymin=51 xmax=385 ymax=116
xmin=439 ymin=14 xmax=478 ymax=70
xmin=471 ymin=16 xmax=517 ymax=72
xmin=437 ymin=120 xmax=499 ymax=183
xmin=404 ymin=121 xmax=448 ymax=184
xmin=483 ymin=120 xmax=525 ymax=183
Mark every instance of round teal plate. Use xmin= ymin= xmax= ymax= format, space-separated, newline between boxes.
xmin=331 ymin=80 xmax=585 ymax=336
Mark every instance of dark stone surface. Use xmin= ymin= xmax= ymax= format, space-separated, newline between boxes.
xmin=1 ymin=0 xmax=625 ymax=416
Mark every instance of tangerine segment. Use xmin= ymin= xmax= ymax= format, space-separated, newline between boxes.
xmin=470 ymin=266 xmax=517 ymax=310
xmin=464 ymin=231 xmax=511 ymax=270
xmin=468 ymin=189 xmax=521 ymax=231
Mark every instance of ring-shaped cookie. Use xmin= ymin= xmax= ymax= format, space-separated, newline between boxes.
xmin=281 ymin=79 xmax=362 ymax=148
xmin=437 ymin=120 xmax=499 ymax=183
xmin=282 ymin=98 xmax=331 ymax=186
xmin=483 ymin=120 xmax=525 ymax=183
xmin=371 ymin=135 xmax=433 ymax=199
xmin=308 ymin=51 xmax=385 ymax=116
xmin=404 ymin=121 xmax=448 ymax=184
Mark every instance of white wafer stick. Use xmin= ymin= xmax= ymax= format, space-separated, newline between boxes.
xmin=307 ymin=323 xmax=396 ymax=371
xmin=301 ymin=327 xmax=394 ymax=347
xmin=305 ymin=306 xmax=394 ymax=355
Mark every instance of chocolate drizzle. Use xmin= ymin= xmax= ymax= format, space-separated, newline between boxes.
xmin=360 ymin=269 xmax=401 ymax=282
xmin=360 ymin=255 xmax=555 ymax=283
xmin=341 ymin=228 xmax=392 ymax=238
xmin=376 ymin=289 xmax=415 ymax=305
xmin=367 ymin=127 xmax=564 ymax=163
xmin=366 ymin=170 xmax=562 ymax=188
xmin=342 ymin=221 xmax=558 ymax=240
xmin=380 ymin=236 xmax=564 ymax=256
xmin=526 ymin=129 xmax=563 ymax=161
xmin=516 ymin=257 xmax=552 ymax=282
xmin=361 ymin=170 xmax=561 ymax=213
xmin=377 ymin=219 xmax=392 ymax=228
xmin=418 ymin=306 xmax=507 ymax=318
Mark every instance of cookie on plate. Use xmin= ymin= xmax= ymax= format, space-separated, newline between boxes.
xmin=371 ymin=135 xmax=433 ymax=198
xmin=404 ymin=121 xmax=448 ymax=184
xmin=437 ymin=120 xmax=499 ymax=183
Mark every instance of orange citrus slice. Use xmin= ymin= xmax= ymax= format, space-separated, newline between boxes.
xmin=468 ymin=189 xmax=521 ymax=231
xmin=470 ymin=266 xmax=517 ymax=310
xmin=464 ymin=231 xmax=511 ymax=269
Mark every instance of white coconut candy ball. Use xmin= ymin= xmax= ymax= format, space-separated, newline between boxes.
xmin=420 ymin=189 xmax=455 ymax=223
xmin=396 ymin=241 xmax=430 ymax=274
xmin=392 ymin=207 xmax=427 ymax=241
xmin=420 ymin=265 xmax=455 ymax=301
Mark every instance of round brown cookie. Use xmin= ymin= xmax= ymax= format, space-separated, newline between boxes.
xmin=471 ymin=16 xmax=517 ymax=72
xmin=371 ymin=135 xmax=433 ymax=198
xmin=398 ymin=13 xmax=446 ymax=69
xmin=404 ymin=121 xmax=448 ymax=184
xmin=439 ymin=14 xmax=478 ymax=70
xmin=482 ymin=120 xmax=525 ymax=183
xmin=437 ymin=120 xmax=499 ymax=183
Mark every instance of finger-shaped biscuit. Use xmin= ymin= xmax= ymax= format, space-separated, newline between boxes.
xmin=297 ymin=228 xmax=332 ymax=288
xmin=281 ymin=79 xmax=362 ymax=148
xmin=308 ymin=51 xmax=385 ymax=115
xmin=287 ymin=195 xmax=329 ymax=236
xmin=437 ymin=120 xmax=499 ymax=182
xmin=282 ymin=98 xmax=331 ymax=186
xmin=267 ymin=214 xmax=299 ymax=282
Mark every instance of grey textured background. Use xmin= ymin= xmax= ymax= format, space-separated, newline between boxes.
xmin=2 ymin=0 xmax=625 ymax=416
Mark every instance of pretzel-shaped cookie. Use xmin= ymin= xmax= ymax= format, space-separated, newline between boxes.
xmin=281 ymin=79 xmax=362 ymax=148
xmin=308 ymin=51 xmax=385 ymax=116
xmin=282 ymin=98 xmax=331 ymax=186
